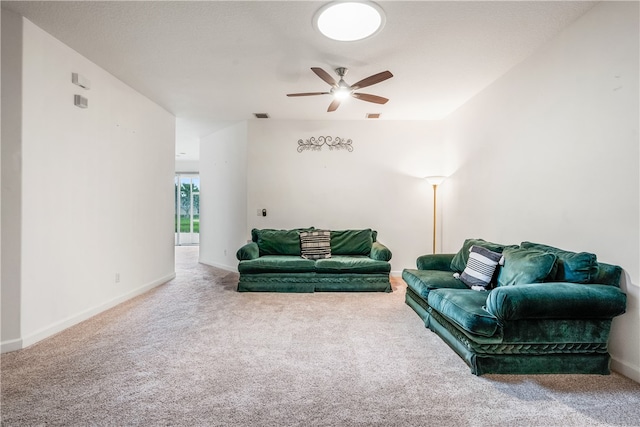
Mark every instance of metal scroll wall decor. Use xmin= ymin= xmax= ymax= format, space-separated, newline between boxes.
xmin=297 ymin=136 xmax=353 ymax=152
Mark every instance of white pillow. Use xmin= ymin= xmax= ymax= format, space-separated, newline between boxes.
xmin=454 ymin=245 xmax=504 ymax=291
xmin=299 ymin=230 xmax=331 ymax=260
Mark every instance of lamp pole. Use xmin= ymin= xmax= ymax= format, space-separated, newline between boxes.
xmin=431 ymin=183 xmax=438 ymax=254
xmin=425 ymin=176 xmax=446 ymax=254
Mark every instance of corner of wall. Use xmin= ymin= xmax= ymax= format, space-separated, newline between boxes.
xmin=199 ymin=121 xmax=248 ymax=270
xmin=1 ymin=8 xmax=24 ymax=349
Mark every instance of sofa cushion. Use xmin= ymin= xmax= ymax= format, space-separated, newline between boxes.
xmin=300 ymin=230 xmax=332 ymax=260
xmin=314 ymin=256 xmax=390 ymax=274
xmin=253 ymin=228 xmax=314 ymax=256
xmin=252 ymin=227 xmax=314 ymax=242
xmin=428 ymin=289 xmax=499 ymax=337
xmin=520 ymin=242 xmax=597 ymax=283
xmin=459 ymin=245 xmax=504 ymax=290
xmin=497 ymin=247 xmax=557 ymax=287
xmin=238 ymin=256 xmax=316 ymax=274
xmin=485 ymin=283 xmax=627 ymax=321
xmin=330 ymin=229 xmax=374 ymax=255
xmin=402 ymin=269 xmax=468 ymax=300
xmin=450 ymin=238 xmax=516 ymax=273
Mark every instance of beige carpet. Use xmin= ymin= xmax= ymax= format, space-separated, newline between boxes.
xmin=2 ymin=246 xmax=639 ymax=426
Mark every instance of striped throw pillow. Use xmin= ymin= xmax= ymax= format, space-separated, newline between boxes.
xmin=299 ymin=230 xmax=331 ymax=260
xmin=456 ymin=245 xmax=504 ymax=291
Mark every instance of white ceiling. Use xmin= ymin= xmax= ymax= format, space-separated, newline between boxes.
xmin=2 ymin=1 xmax=597 ymax=160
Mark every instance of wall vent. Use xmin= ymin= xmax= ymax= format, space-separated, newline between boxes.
xmin=366 ymin=113 xmax=380 ymax=119
xmin=254 ymin=113 xmax=270 ymax=119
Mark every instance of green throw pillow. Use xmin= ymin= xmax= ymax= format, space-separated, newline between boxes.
xmin=330 ymin=229 xmax=374 ymax=256
xmin=520 ymin=242 xmax=597 ymax=283
xmin=253 ymin=228 xmax=314 ymax=256
xmin=497 ymin=247 xmax=557 ymax=287
xmin=251 ymin=227 xmax=314 ymax=243
xmin=450 ymin=238 xmax=516 ymax=273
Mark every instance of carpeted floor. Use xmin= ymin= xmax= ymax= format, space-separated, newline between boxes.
xmin=2 ymin=246 xmax=640 ymax=426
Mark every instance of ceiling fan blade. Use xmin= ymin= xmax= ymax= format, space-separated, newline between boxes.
xmin=352 ymin=93 xmax=389 ymax=104
xmin=350 ymin=71 xmax=393 ymax=90
xmin=327 ymin=98 xmax=341 ymax=112
xmin=312 ymin=67 xmax=338 ymax=88
xmin=287 ymin=92 xmax=330 ymax=97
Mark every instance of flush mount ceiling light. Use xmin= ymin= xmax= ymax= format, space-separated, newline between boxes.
xmin=314 ymin=1 xmax=385 ymax=42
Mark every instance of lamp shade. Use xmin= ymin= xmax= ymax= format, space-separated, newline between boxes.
xmin=425 ymin=175 xmax=447 ymax=186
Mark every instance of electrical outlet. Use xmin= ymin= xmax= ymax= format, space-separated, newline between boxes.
xmin=115 ymin=273 xmax=120 ymax=283
xmin=224 ymin=249 xmax=227 ymax=256
xmin=257 ymin=208 xmax=262 ymax=216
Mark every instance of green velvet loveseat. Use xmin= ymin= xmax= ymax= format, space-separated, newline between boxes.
xmin=236 ymin=228 xmax=392 ymax=292
xmin=402 ymin=239 xmax=627 ymax=376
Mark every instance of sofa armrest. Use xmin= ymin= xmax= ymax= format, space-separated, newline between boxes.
xmin=236 ymin=242 xmax=259 ymax=260
xmin=485 ymin=283 xmax=627 ymax=321
xmin=416 ymin=254 xmax=455 ymax=271
xmin=370 ymin=241 xmax=392 ymax=262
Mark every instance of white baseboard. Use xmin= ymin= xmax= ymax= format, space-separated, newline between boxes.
xmin=390 ymin=270 xmax=403 ymax=277
xmin=1 ymin=338 xmax=23 ymax=353
xmin=1 ymin=272 xmax=176 ymax=353
xmin=611 ymin=356 xmax=640 ymax=384
xmin=199 ymin=259 xmax=238 ymax=272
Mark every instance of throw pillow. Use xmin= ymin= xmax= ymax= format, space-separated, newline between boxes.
xmin=299 ymin=230 xmax=331 ymax=260
xmin=254 ymin=228 xmax=315 ymax=256
xmin=454 ymin=245 xmax=504 ymax=291
xmin=520 ymin=241 xmax=597 ymax=283
xmin=450 ymin=238 xmax=516 ymax=273
xmin=330 ymin=229 xmax=374 ymax=256
xmin=497 ymin=247 xmax=558 ymax=287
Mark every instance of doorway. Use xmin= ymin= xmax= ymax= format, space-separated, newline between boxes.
xmin=175 ymin=174 xmax=199 ymax=245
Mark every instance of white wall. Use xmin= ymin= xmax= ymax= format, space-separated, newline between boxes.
xmin=199 ymin=122 xmax=248 ymax=270
xmin=1 ymin=16 xmax=176 ymax=351
xmin=441 ymin=1 xmax=639 ymax=381
xmin=246 ymin=120 xmax=444 ymax=273
xmin=175 ymin=158 xmax=199 ymax=173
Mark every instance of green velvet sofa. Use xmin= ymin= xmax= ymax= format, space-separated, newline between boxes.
xmin=236 ymin=228 xmax=392 ymax=292
xmin=402 ymin=239 xmax=627 ymax=375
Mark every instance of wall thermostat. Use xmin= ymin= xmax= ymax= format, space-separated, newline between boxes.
xmin=72 ymin=72 xmax=91 ymax=90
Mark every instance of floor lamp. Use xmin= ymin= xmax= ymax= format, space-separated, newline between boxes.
xmin=425 ymin=176 xmax=446 ymax=254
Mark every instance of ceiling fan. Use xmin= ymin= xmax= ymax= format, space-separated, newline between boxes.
xmin=287 ymin=67 xmax=393 ymax=112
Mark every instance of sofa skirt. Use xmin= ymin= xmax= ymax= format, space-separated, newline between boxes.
xmin=238 ymin=273 xmax=392 ymax=293
xmin=405 ymin=287 xmax=612 ymax=376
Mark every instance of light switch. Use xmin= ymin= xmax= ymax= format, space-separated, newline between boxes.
xmin=74 ymin=94 xmax=88 ymax=108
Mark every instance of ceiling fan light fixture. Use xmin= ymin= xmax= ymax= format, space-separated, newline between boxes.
xmin=314 ymin=1 xmax=385 ymax=42
xmin=333 ymin=87 xmax=352 ymax=100
xmin=287 ymin=67 xmax=392 ymax=112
